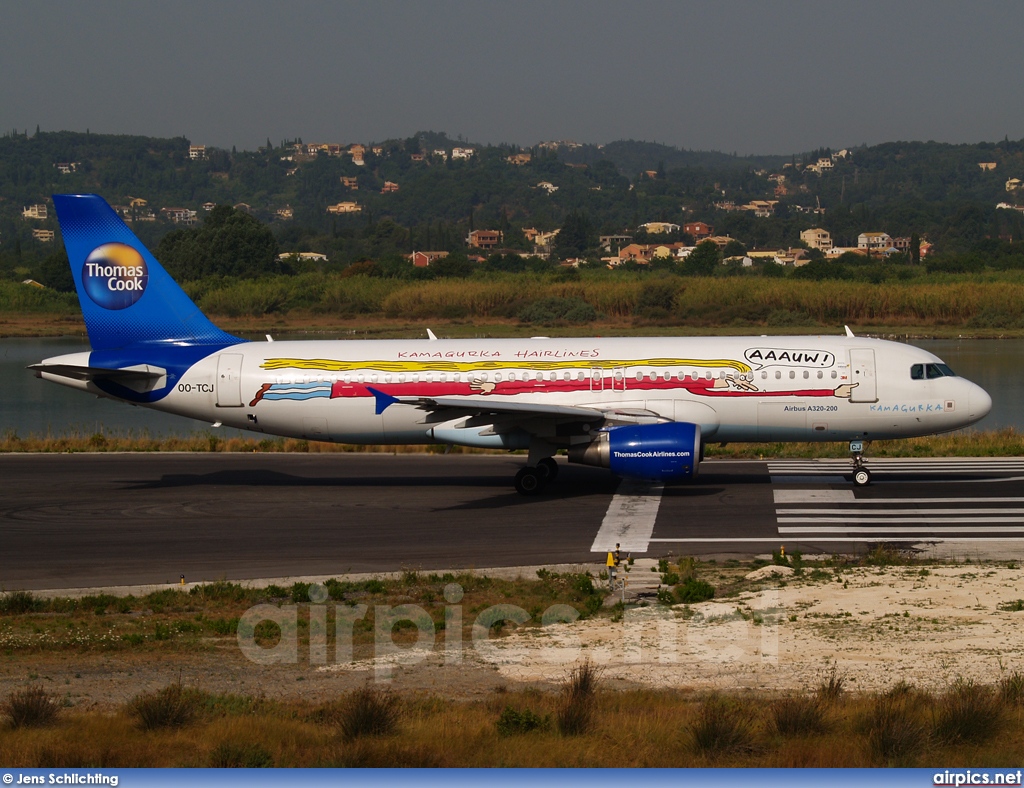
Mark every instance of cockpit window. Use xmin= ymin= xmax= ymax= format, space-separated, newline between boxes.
xmin=926 ymin=363 xmax=956 ymax=379
xmin=912 ymin=363 xmax=956 ymax=380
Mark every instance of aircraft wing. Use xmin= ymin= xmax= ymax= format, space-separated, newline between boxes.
xmin=366 ymin=387 xmax=663 ymax=425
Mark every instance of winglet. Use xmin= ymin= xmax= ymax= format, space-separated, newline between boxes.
xmin=844 ymin=325 xmax=855 ymax=338
xmin=366 ymin=386 xmax=400 ymax=415
xmin=426 ymin=328 xmax=438 ymax=341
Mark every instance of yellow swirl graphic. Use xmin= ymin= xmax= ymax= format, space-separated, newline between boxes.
xmin=260 ymin=357 xmax=752 ymax=374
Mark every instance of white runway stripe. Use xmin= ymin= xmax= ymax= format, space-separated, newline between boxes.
xmin=650 ymin=537 xmax=1024 ymax=543
xmin=779 ymin=517 xmax=1024 ymax=525
xmin=775 ymin=493 xmax=1024 ymax=505
xmin=777 ymin=508 xmax=1024 ymax=515
xmin=780 ymin=525 xmax=1024 ymax=533
xmin=590 ymin=479 xmax=664 ymax=553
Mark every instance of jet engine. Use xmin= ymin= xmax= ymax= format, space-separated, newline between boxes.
xmin=568 ymin=422 xmax=701 ymax=481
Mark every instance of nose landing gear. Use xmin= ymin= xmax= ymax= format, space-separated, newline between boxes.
xmin=850 ymin=440 xmax=871 ymax=486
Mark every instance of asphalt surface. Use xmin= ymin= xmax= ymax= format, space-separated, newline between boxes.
xmin=3 ymin=453 xmax=1024 ymax=589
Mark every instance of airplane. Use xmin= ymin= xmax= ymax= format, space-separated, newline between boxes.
xmin=32 ymin=194 xmax=992 ymax=494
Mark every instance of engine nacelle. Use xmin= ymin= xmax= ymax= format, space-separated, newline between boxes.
xmin=568 ymin=422 xmax=701 ymax=482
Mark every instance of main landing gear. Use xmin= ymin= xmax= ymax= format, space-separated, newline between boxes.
xmin=514 ymin=456 xmax=559 ymax=495
xmin=850 ymin=440 xmax=871 ymax=486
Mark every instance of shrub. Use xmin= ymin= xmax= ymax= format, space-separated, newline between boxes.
xmin=129 ymin=683 xmax=201 ymax=730
xmin=0 ymin=590 xmax=41 ymax=614
xmin=675 ymin=577 xmax=714 ymax=604
xmin=3 ymin=686 xmax=60 ymax=728
xmin=866 ymin=685 xmax=928 ymax=764
xmin=339 ymin=686 xmax=401 ymax=741
xmin=933 ymin=678 xmax=1001 ymax=745
xmin=557 ymin=659 xmax=599 ymax=736
xmin=496 ymin=706 xmax=550 ymax=736
xmin=768 ymin=695 xmax=827 ymax=736
xmin=209 ymin=742 xmax=274 ymax=767
xmin=688 ymin=695 xmax=753 ymax=757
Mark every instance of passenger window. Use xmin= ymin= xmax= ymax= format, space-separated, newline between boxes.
xmin=636 ymin=372 xmax=643 ymax=382
xmin=831 ymin=371 xmax=837 ymax=379
xmin=385 ymin=375 xmax=393 ymax=383
xmin=803 ymin=370 xmax=809 ymax=379
xmin=648 ymin=372 xmax=656 ymax=382
xmin=817 ymin=370 xmax=823 ymax=379
xmin=911 ymin=364 xmax=924 ymax=380
xmin=548 ymin=372 xmax=557 ymax=381
xmin=789 ymin=371 xmax=796 ymax=379
xmin=775 ymin=371 xmax=782 ymax=380
xmin=761 ymin=371 xmax=768 ymax=380
xmin=564 ymin=372 xmax=571 ymax=381
xmin=493 ymin=373 xmax=501 ymax=382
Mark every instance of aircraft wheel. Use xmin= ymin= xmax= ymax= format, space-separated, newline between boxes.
xmin=853 ymin=467 xmax=872 ymax=486
xmin=514 ymin=467 xmax=545 ymax=496
xmin=537 ymin=457 xmax=559 ymax=482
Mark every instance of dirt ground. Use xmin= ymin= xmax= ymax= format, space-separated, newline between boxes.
xmin=4 ymin=561 xmax=1024 ymax=709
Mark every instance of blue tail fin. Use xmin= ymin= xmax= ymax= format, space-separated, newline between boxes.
xmin=53 ymin=194 xmax=240 ymax=350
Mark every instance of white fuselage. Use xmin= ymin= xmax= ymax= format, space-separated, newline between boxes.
xmin=39 ymin=334 xmax=992 ymax=446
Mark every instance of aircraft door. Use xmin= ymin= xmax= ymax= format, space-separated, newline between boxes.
xmin=216 ymin=353 xmax=244 ymax=407
xmin=589 ymin=368 xmax=604 ymax=392
xmin=612 ymin=367 xmax=627 ymax=392
xmin=848 ymin=349 xmax=878 ymax=402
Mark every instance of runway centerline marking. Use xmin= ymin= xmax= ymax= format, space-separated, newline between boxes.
xmin=590 ymin=479 xmax=664 ymax=553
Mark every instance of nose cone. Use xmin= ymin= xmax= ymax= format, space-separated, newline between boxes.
xmin=969 ymin=383 xmax=992 ymax=423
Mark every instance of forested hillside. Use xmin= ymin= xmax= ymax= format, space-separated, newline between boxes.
xmin=2 ymin=129 xmax=1024 ymax=290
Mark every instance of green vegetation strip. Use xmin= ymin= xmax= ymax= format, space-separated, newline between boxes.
xmin=2 ymin=428 xmax=1021 ymax=457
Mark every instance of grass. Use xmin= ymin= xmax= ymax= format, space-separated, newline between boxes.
xmin=768 ymin=695 xmax=828 ymax=737
xmin=687 ymin=694 xmax=754 ymax=758
xmin=0 ymin=570 xmax=609 ymax=658
xmin=556 ymin=659 xmax=599 ymax=736
xmin=7 ymin=682 xmax=1024 ymax=766
xmin=129 ymin=683 xmax=201 ymax=730
xmin=3 ymin=686 xmax=60 ymax=729
xmin=337 ymin=686 xmax=401 ymax=741
xmin=1 ymin=428 xmax=1021 ymax=457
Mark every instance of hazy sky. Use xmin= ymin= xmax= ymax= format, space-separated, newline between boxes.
xmin=3 ymin=1 xmax=1023 ymax=155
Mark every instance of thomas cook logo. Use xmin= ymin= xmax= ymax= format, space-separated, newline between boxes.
xmin=82 ymin=243 xmax=149 ymax=310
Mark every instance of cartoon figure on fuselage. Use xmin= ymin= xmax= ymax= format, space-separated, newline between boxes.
xmin=32 ymin=194 xmax=992 ymax=495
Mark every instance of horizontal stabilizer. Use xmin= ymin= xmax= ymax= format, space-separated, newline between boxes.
xmin=29 ymin=362 xmax=166 ymax=385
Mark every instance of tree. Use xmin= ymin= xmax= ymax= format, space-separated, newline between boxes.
xmin=556 ymin=211 xmax=595 ymax=258
xmin=156 ymin=206 xmax=278 ymax=279
xmin=684 ymin=240 xmax=721 ymax=275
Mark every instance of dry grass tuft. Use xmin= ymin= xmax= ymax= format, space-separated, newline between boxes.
xmin=129 ymin=684 xmax=201 ymax=730
xmin=556 ymin=658 xmax=599 ymax=736
xmin=865 ymin=683 xmax=929 ymax=764
xmin=3 ymin=686 xmax=61 ymax=729
xmin=687 ymin=694 xmax=754 ymax=758
xmin=933 ymin=678 xmax=1002 ymax=745
xmin=768 ymin=695 xmax=828 ymax=737
xmin=338 ymin=685 xmax=401 ymax=741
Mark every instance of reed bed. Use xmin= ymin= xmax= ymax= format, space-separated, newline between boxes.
xmin=2 ymin=429 xmax=1020 ymax=457
xmin=176 ymin=272 xmax=1024 ymax=328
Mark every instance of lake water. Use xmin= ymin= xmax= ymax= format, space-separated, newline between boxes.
xmin=0 ymin=336 xmax=1020 ymax=438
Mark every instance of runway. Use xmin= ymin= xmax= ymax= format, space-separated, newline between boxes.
xmin=3 ymin=453 xmax=1024 ymax=590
